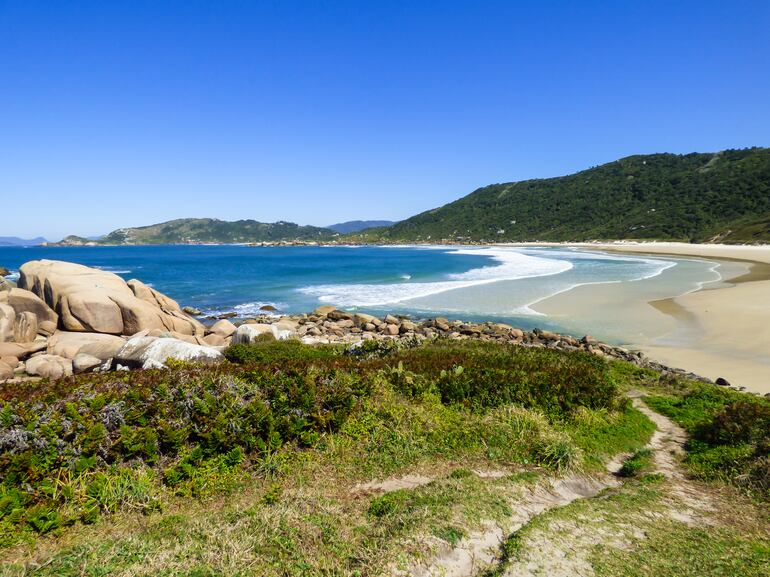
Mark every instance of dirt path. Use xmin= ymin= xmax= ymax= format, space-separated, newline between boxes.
xmin=409 ymin=475 xmax=622 ymax=577
xmin=401 ymin=394 xmax=705 ymax=577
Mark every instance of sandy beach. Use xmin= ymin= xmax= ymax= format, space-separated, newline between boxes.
xmin=533 ymin=242 xmax=770 ymax=395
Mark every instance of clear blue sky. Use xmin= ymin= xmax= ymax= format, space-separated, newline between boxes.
xmin=1 ymin=0 xmax=769 ymax=240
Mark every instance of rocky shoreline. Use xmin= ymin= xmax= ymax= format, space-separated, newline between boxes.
xmin=0 ymin=259 xmax=759 ymax=396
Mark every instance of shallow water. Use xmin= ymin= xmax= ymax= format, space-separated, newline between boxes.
xmin=0 ymin=244 xmax=727 ymax=342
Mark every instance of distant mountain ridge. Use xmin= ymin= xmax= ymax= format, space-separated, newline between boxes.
xmin=0 ymin=236 xmax=47 ymax=246
xmin=53 ymin=218 xmax=336 ymax=245
xmin=327 ymin=220 xmax=395 ymax=234
xmin=355 ymin=147 xmax=770 ymax=243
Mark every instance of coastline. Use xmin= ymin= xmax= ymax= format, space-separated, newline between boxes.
xmin=4 ymin=241 xmax=769 ymax=393
xmin=531 ymin=242 xmax=770 ymax=394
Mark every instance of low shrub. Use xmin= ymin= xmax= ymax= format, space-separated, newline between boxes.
xmin=383 ymin=342 xmax=623 ymax=416
xmin=695 ymin=400 xmax=770 ymax=446
xmin=224 ymin=340 xmax=342 ymax=365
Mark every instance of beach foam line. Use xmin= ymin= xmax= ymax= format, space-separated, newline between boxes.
xmin=522 ymin=250 xmax=727 ymax=318
xmin=94 ymin=266 xmax=133 ymax=274
xmin=203 ymin=301 xmax=285 ymax=318
xmin=298 ymin=247 xmax=573 ymax=307
xmin=514 ymin=248 xmax=680 ymax=316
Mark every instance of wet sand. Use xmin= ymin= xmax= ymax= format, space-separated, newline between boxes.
xmin=533 ymin=243 xmax=770 ymax=395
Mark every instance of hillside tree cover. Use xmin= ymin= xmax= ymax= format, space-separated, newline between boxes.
xmin=359 ymin=148 xmax=770 ymax=243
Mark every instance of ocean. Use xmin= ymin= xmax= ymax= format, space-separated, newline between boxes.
xmin=0 ymin=244 xmax=726 ymax=342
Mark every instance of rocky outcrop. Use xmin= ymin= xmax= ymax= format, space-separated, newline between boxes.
xmin=208 ymin=319 xmax=237 ymax=338
xmin=47 ymin=331 xmax=126 ymax=361
xmin=72 ymin=353 xmax=102 ymax=374
xmin=232 ymin=321 xmax=298 ymax=344
xmin=113 ymin=335 xmax=224 ymax=369
xmin=0 ymin=259 xmax=226 ymax=380
xmin=0 ymin=303 xmax=15 ymax=342
xmin=0 ymin=341 xmax=46 ymax=360
xmin=13 ymin=311 xmax=38 ymax=343
xmin=25 ymin=354 xmax=73 ymax=379
xmin=0 ymin=288 xmax=58 ymax=325
xmin=0 ymin=360 xmax=13 ymax=380
xmin=18 ymin=260 xmax=204 ymax=336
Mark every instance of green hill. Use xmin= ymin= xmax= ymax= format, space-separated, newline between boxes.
xmin=359 ymin=148 xmax=770 ymax=243
xmin=69 ymin=218 xmax=337 ymax=245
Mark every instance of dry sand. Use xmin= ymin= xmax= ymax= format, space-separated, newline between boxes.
xmin=533 ymin=242 xmax=770 ymax=395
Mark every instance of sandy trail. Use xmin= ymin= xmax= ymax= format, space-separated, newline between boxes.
xmin=399 ymin=395 xmax=706 ymax=577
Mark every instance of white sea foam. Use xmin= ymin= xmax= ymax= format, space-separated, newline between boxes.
xmin=233 ymin=301 xmax=284 ymax=315
xmin=204 ymin=301 xmax=285 ymax=318
xmin=298 ymin=248 xmax=573 ymax=307
xmin=512 ymin=248 xmax=680 ymax=316
xmin=94 ymin=266 xmax=133 ymax=274
xmin=4 ymin=272 xmax=20 ymax=281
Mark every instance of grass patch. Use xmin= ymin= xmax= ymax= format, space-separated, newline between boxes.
xmin=567 ymin=405 xmax=656 ymax=471
xmin=487 ymin=470 xmax=770 ymax=577
xmin=618 ymin=448 xmax=654 ymax=478
xmin=645 ymin=383 xmax=770 ymax=498
xmin=594 ymin=522 xmax=770 ymax=577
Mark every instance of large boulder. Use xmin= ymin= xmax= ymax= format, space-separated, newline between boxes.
xmin=0 ymin=303 xmax=15 ymax=342
xmin=113 ymin=335 xmax=224 ymax=369
xmin=203 ymin=333 xmax=226 ymax=347
xmin=0 ymin=288 xmax=58 ymax=325
xmin=314 ymin=305 xmax=337 ymax=316
xmin=232 ymin=321 xmax=298 ymax=344
xmin=0 ymin=341 xmax=47 ymax=360
xmin=18 ymin=260 xmax=204 ymax=336
xmin=72 ymin=353 xmax=103 ymax=374
xmin=38 ymin=320 xmax=57 ymax=336
xmin=13 ymin=311 xmax=38 ymax=343
xmin=25 ymin=354 xmax=73 ymax=379
xmin=208 ymin=319 xmax=237 ymax=338
xmin=47 ymin=331 xmax=127 ymax=361
xmin=0 ymin=361 xmax=13 ymax=380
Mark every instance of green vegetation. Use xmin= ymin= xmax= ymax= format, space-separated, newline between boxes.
xmin=2 ymin=339 xmax=768 ymax=576
xmin=353 ymin=147 xmax=770 ymax=243
xmin=618 ymin=448 xmax=654 ymax=478
xmin=646 ymin=383 xmax=770 ymax=497
xmin=62 ymin=218 xmax=337 ymax=245
xmin=489 ymin=474 xmax=770 ymax=577
xmin=327 ymin=220 xmax=395 ymax=234
xmin=1 ymin=340 xmax=644 ymax=550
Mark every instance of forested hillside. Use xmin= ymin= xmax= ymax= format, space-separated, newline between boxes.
xmin=360 ymin=148 xmax=770 ymax=243
xmin=62 ymin=218 xmax=336 ymax=245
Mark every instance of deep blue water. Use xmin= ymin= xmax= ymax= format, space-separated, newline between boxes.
xmin=0 ymin=244 xmax=491 ymax=314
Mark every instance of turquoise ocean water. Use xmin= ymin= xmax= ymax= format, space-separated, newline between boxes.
xmin=0 ymin=245 xmax=723 ymax=340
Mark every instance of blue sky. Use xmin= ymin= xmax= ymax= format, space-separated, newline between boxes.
xmin=1 ymin=1 xmax=769 ymax=240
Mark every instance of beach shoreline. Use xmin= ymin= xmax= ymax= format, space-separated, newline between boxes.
xmin=526 ymin=242 xmax=770 ymax=394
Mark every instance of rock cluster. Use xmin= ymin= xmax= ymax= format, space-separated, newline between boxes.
xmin=1 ymin=260 xmax=228 ymax=380
xmin=287 ymin=307 xmax=712 ymax=381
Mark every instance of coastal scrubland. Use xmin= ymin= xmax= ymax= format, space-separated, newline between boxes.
xmin=1 ymin=338 xmax=768 ymax=575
